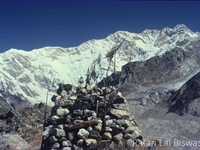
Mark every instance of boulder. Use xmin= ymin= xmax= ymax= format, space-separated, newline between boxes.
xmin=56 ymin=107 xmax=70 ymax=117
xmin=73 ymin=109 xmax=83 ymax=116
xmin=102 ymin=132 xmax=112 ymax=140
xmin=93 ymin=122 xmax=102 ymax=132
xmin=67 ymin=132 xmax=75 ymax=140
xmin=42 ymin=125 xmax=54 ymax=138
xmin=77 ymin=128 xmax=90 ymax=139
xmin=69 ymin=95 xmax=77 ymax=101
xmin=62 ymin=140 xmax=72 ymax=147
xmin=110 ymin=109 xmax=129 ymax=119
xmin=89 ymin=130 xmax=101 ymax=139
xmin=77 ymin=139 xmax=84 ymax=146
xmin=113 ymin=92 xmax=126 ymax=104
xmin=113 ymin=133 xmax=123 ymax=142
xmin=54 ymin=128 xmax=66 ymax=137
xmin=52 ymin=142 xmax=60 ymax=149
xmin=126 ymin=139 xmax=134 ymax=149
xmin=125 ymin=126 xmax=135 ymax=134
xmin=85 ymin=138 xmax=97 ymax=148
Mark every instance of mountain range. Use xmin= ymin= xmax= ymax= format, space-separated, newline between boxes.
xmin=0 ymin=24 xmax=200 ymax=149
xmin=0 ymin=24 xmax=199 ymax=110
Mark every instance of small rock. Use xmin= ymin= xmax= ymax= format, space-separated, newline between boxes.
xmin=93 ymin=123 xmax=102 ymax=132
xmin=67 ymin=132 xmax=75 ymax=140
xmin=77 ymin=139 xmax=84 ymax=146
xmin=87 ymin=126 xmax=93 ymax=132
xmin=125 ymin=126 xmax=135 ymax=134
xmin=89 ymin=130 xmax=101 ymax=139
xmin=106 ymin=119 xmax=115 ymax=126
xmin=42 ymin=125 xmax=53 ymax=138
xmin=124 ymin=133 xmax=132 ymax=139
xmin=56 ymin=107 xmax=70 ymax=117
xmin=110 ymin=109 xmax=129 ymax=119
xmin=126 ymin=139 xmax=134 ymax=149
xmin=87 ymin=116 xmax=96 ymax=120
xmin=85 ymin=138 xmax=97 ymax=148
xmin=62 ymin=140 xmax=72 ymax=147
xmin=69 ymin=95 xmax=77 ymax=101
xmin=113 ymin=133 xmax=123 ymax=142
xmin=131 ymin=131 xmax=140 ymax=139
xmin=77 ymin=128 xmax=90 ymax=139
xmin=105 ymin=115 xmax=110 ymax=120
xmin=51 ymin=142 xmax=60 ymax=149
xmin=73 ymin=109 xmax=83 ymax=116
xmin=54 ymin=128 xmax=66 ymax=137
xmin=105 ymin=127 xmax=112 ymax=132
xmin=102 ymin=132 xmax=112 ymax=140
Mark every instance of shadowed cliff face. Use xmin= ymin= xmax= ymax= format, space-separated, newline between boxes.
xmin=167 ymin=72 xmax=200 ymax=116
xmin=99 ymin=39 xmax=200 ymax=108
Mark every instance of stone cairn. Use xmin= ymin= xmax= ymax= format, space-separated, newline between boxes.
xmin=41 ymin=82 xmax=143 ymax=150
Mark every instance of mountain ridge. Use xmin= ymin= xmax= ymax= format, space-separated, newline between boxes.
xmin=0 ymin=24 xmax=199 ymax=108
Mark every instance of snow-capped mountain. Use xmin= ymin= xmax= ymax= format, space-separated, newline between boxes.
xmin=0 ymin=24 xmax=199 ymax=107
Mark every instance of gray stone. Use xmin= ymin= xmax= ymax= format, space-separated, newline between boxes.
xmin=126 ymin=139 xmax=134 ymax=149
xmin=77 ymin=128 xmax=90 ymax=139
xmin=67 ymin=132 xmax=74 ymax=140
xmin=113 ymin=133 xmax=123 ymax=142
xmin=56 ymin=107 xmax=70 ymax=116
xmin=62 ymin=140 xmax=72 ymax=147
xmin=87 ymin=116 xmax=96 ymax=120
xmin=125 ymin=126 xmax=135 ymax=134
xmin=116 ymin=119 xmax=128 ymax=127
xmin=73 ymin=145 xmax=83 ymax=150
xmin=87 ymin=126 xmax=93 ymax=132
xmin=77 ymin=139 xmax=84 ymax=146
xmin=54 ymin=100 xmax=74 ymax=107
xmin=131 ymin=131 xmax=140 ymax=139
xmin=89 ymin=130 xmax=101 ymax=139
xmin=73 ymin=109 xmax=83 ymax=116
xmin=110 ymin=125 xmax=124 ymax=135
xmin=124 ymin=133 xmax=132 ymax=139
xmin=42 ymin=125 xmax=53 ymax=138
xmin=51 ymin=142 xmax=60 ymax=149
xmin=54 ymin=128 xmax=66 ymax=137
xmin=102 ymin=132 xmax=112 ymax=140
xmin=85 ymin=138 xmax=97 ymax=148
xmin=110 ymin=109 xmax=129 ymax=119
xmin=106 ymin=119 xmax=114 ymax=126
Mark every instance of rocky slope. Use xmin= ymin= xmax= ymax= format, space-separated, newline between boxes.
xmin=0 ymin=24 xmax=199 ymax=109
xmin=167 ymin=71 xmax=200 ymax=117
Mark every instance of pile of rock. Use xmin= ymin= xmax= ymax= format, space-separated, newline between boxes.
xmin=41 ymin=83 xmax=143 ymax=150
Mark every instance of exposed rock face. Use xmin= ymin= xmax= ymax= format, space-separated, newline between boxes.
xmin=99 ymin=38 xmax=200 ymax=109
xmin=167 ymin=71 xmax=200 ymax=116
xmin=41 ymin=83 xmax=144 ymax=150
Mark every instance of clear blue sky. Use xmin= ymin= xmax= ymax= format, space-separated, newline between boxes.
xmin=0 ymin=0 xmax=199 ymax=52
